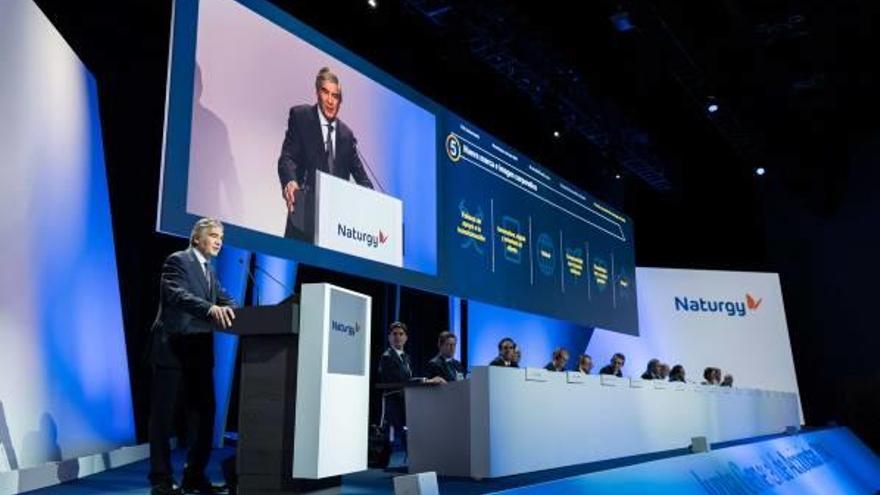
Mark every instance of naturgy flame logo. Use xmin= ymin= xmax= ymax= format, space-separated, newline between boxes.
xmin=746 ymin=293 xmax=762 ymax=310
xmin=674 ymin=294 xmax=763 ymax=317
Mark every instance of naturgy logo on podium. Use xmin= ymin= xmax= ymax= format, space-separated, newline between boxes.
xmin=331 ymin=319 xmax=361 ymax=337
xmin=674 ymin=293 xmax=763 ymax=317
xmin=336 ymin=223 xmax=389 ymax=249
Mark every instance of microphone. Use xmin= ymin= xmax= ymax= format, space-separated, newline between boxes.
xmin=253 ymin=262 xmax=295 ymax=299
xmin=238 ymin=256 xmax=296 ymax=304
xmin=356 ymin=147 xmax=388 ymax=194
xmin=238 ymin=256 xmax=261 ymax=305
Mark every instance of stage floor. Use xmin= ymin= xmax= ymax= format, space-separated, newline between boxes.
xmin=27 ymin=432 xmax=811 ymax=495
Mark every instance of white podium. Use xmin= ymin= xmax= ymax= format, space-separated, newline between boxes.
xmin=315 ymin=171 xmax=403 ymax=267
xmin=294 ymin=283 xmax=372 ymax=479
xmin=226 ymin=283 xmax=371 ymax=494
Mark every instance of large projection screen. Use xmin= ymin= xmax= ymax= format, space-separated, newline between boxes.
xmin=159 ymin=0 xmax=639 ymax=334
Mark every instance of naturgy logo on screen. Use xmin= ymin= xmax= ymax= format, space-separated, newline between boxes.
xmin=337 ymin=223 xmax=389 ymax=249
xmin=331 ymin=319 xmax=361 ymax=336
xmin=674 ymin=293 xmax=763 ymax=317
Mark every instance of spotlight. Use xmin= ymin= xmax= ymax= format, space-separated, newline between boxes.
xmin=553 ymin=130 xmax=560 ymax=139
xmin=367 ymin=0 xmax=377 ymax=8
xmin=706 ymin=96 xmax=719 ymax=114
xmin=755 ymin=167 xmax=766 ymax=176
xmin=610 ymin=11 xmax=635 ymax=32
xmin=614 ymin=173 xmax=622 ymax=180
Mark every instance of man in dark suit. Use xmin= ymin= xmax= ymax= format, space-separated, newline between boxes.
xmin=598 ymin=352 xmax=626 ymax=377
xmin=641 ymin=358 xmax=662 ymax=380
xmin=277 ymin=67 xmax=373 ymax=242
xmin=147 ymin=218 xmax=237 ymax=495
xmin=425 ymin=331 xmax=466 ymax=382
xmin=376 ymin=322 xmax=442 ymax=461
xmin=489 ymin=337 xmax=519 ymax=367
xmin=543 ymin=347 xmax=570 ymax=372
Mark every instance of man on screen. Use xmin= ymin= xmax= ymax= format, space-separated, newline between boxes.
xmin=147 ymin=218 xmax=237 ymax=495
xmin=277 ymin=67 xmax=373 ymax=242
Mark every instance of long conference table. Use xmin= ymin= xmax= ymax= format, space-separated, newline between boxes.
xmin=404 ymin=366 xmax=801 ymax=479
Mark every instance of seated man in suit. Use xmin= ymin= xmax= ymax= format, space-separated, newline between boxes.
xmin=148 ymin=218 xmax=237 ymax=495
xmin=641 ymin=358 xmax=662 ymax=380
xmin=425 ymin=331 xmax=466 ymax=382
xmin=489 ymin=337 xmax=519 ymax=367
xmin=669 ymin=364 xmax=687 ymax=382
xmin=598 ymin=352 xmax=626 ymax=377
xmin=277 ymin=67 xmax=374 ymax=242
xmin=543 ymin=347 xmax=570 ymax=372
xmin=377 ymin=322 xmax=443 ymax=454
xmin=576 ymin=354 xmax=594 ymax=374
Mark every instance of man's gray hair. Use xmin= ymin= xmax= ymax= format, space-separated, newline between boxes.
xmin=190 ymin=217 xmax=223 ymax=246
xmin=315 ymin=67 xmax=341 ymax=92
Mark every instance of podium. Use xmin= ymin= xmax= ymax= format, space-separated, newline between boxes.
xmin=221 ymin=283 xmax=372 ymax=494
xmin=314 ymin=171 xmax=403 ymax=267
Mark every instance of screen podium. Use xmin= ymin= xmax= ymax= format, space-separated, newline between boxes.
xmin=221 ymin=283 xmax=372 ymax=494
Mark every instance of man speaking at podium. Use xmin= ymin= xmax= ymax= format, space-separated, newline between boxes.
xmin=277 ymin=67 xmax=374 ymax=242
xmin=147 ymin=218 xmax=237 ymax=495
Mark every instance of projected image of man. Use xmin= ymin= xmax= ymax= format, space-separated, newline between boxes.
xmin=277 ymin=67 xmax=373 ymax=242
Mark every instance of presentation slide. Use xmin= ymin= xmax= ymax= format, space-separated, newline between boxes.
xmin=441 ymin=117 xmax=637 ymax=332
xmin=159 ymin=0 xmax=638 ymax=334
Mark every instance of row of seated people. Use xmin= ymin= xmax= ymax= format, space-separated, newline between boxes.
xmin=488 ymin=339 xmax=735 ymax=387
xmin=378 ymin=329 xmax=733 ymax=388
xmin=374 ymin=325 xmax=735 ymax=464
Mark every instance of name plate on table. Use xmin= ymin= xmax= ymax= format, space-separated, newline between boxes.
xmin=600 ymin=374 xmax=627 ymax=387
xmin=654 ymin=380 xmax=671 ymax=390
xmin=525 ymin=368 xmax=550 ymax=382
xmin=566 ymin=371 xmax=587 ymax=384
xmin=629 ymin=378 xmax=648 ymax=389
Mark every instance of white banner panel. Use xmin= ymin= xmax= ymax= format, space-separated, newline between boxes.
xmin=586 ymin=267 xmax=802 ymax=421
xmin=294 ymin=283 xmax=371 ymax=479
xmin=314 ymin=171 xmax=403 ymax=267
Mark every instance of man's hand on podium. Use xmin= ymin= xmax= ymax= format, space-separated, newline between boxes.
xmin=209 ymin=305 xmax=236 ymax=329
xmin=283 ymin=180 xmax=300 ymax=213
xmin=424 ymin=376 xmax=447 ymax=385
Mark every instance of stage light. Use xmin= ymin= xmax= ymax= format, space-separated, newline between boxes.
xmin=367 ymin=0 xmax=377 ymax=8
xmin=755 ymin=167 xmax=766 ymax=176
xmin=553 ymin=130 xmax=560 ymax=138
xmin=706 ymin=96 xmax=719 ymax=114
xmin=610 ymin=11 xmax=635 ymax=32
xmin=614 ymin=173 xmax=622 ymax=180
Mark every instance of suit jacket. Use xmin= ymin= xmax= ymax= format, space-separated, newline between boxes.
xmin=277 ymin=104 xmax=373 ymax=241
xmin=489 ymin=357 xmax=519 ymax=368
xmin=425 ymin=354 xmax=465 ymax=382
xmin=544 ymin=362 xmax=566 ymax=372
xmin=148 ymin=248 xmax=236 ymax=368
xmin=599 ymin=364 xmax=623 ymax=377
xmin=377 ymin=348 xmax=413 ymax=385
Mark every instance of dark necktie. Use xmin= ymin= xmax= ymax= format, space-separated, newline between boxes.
xmin=445 ymin=360 xmax=455 ymax=380
xmin=203 ymin=262 xmax=213 ymax=298
xmin=401 ymin=353 xmax=411 ymax=378
xmin=325 ymin=122 xmax=335 ymax=175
